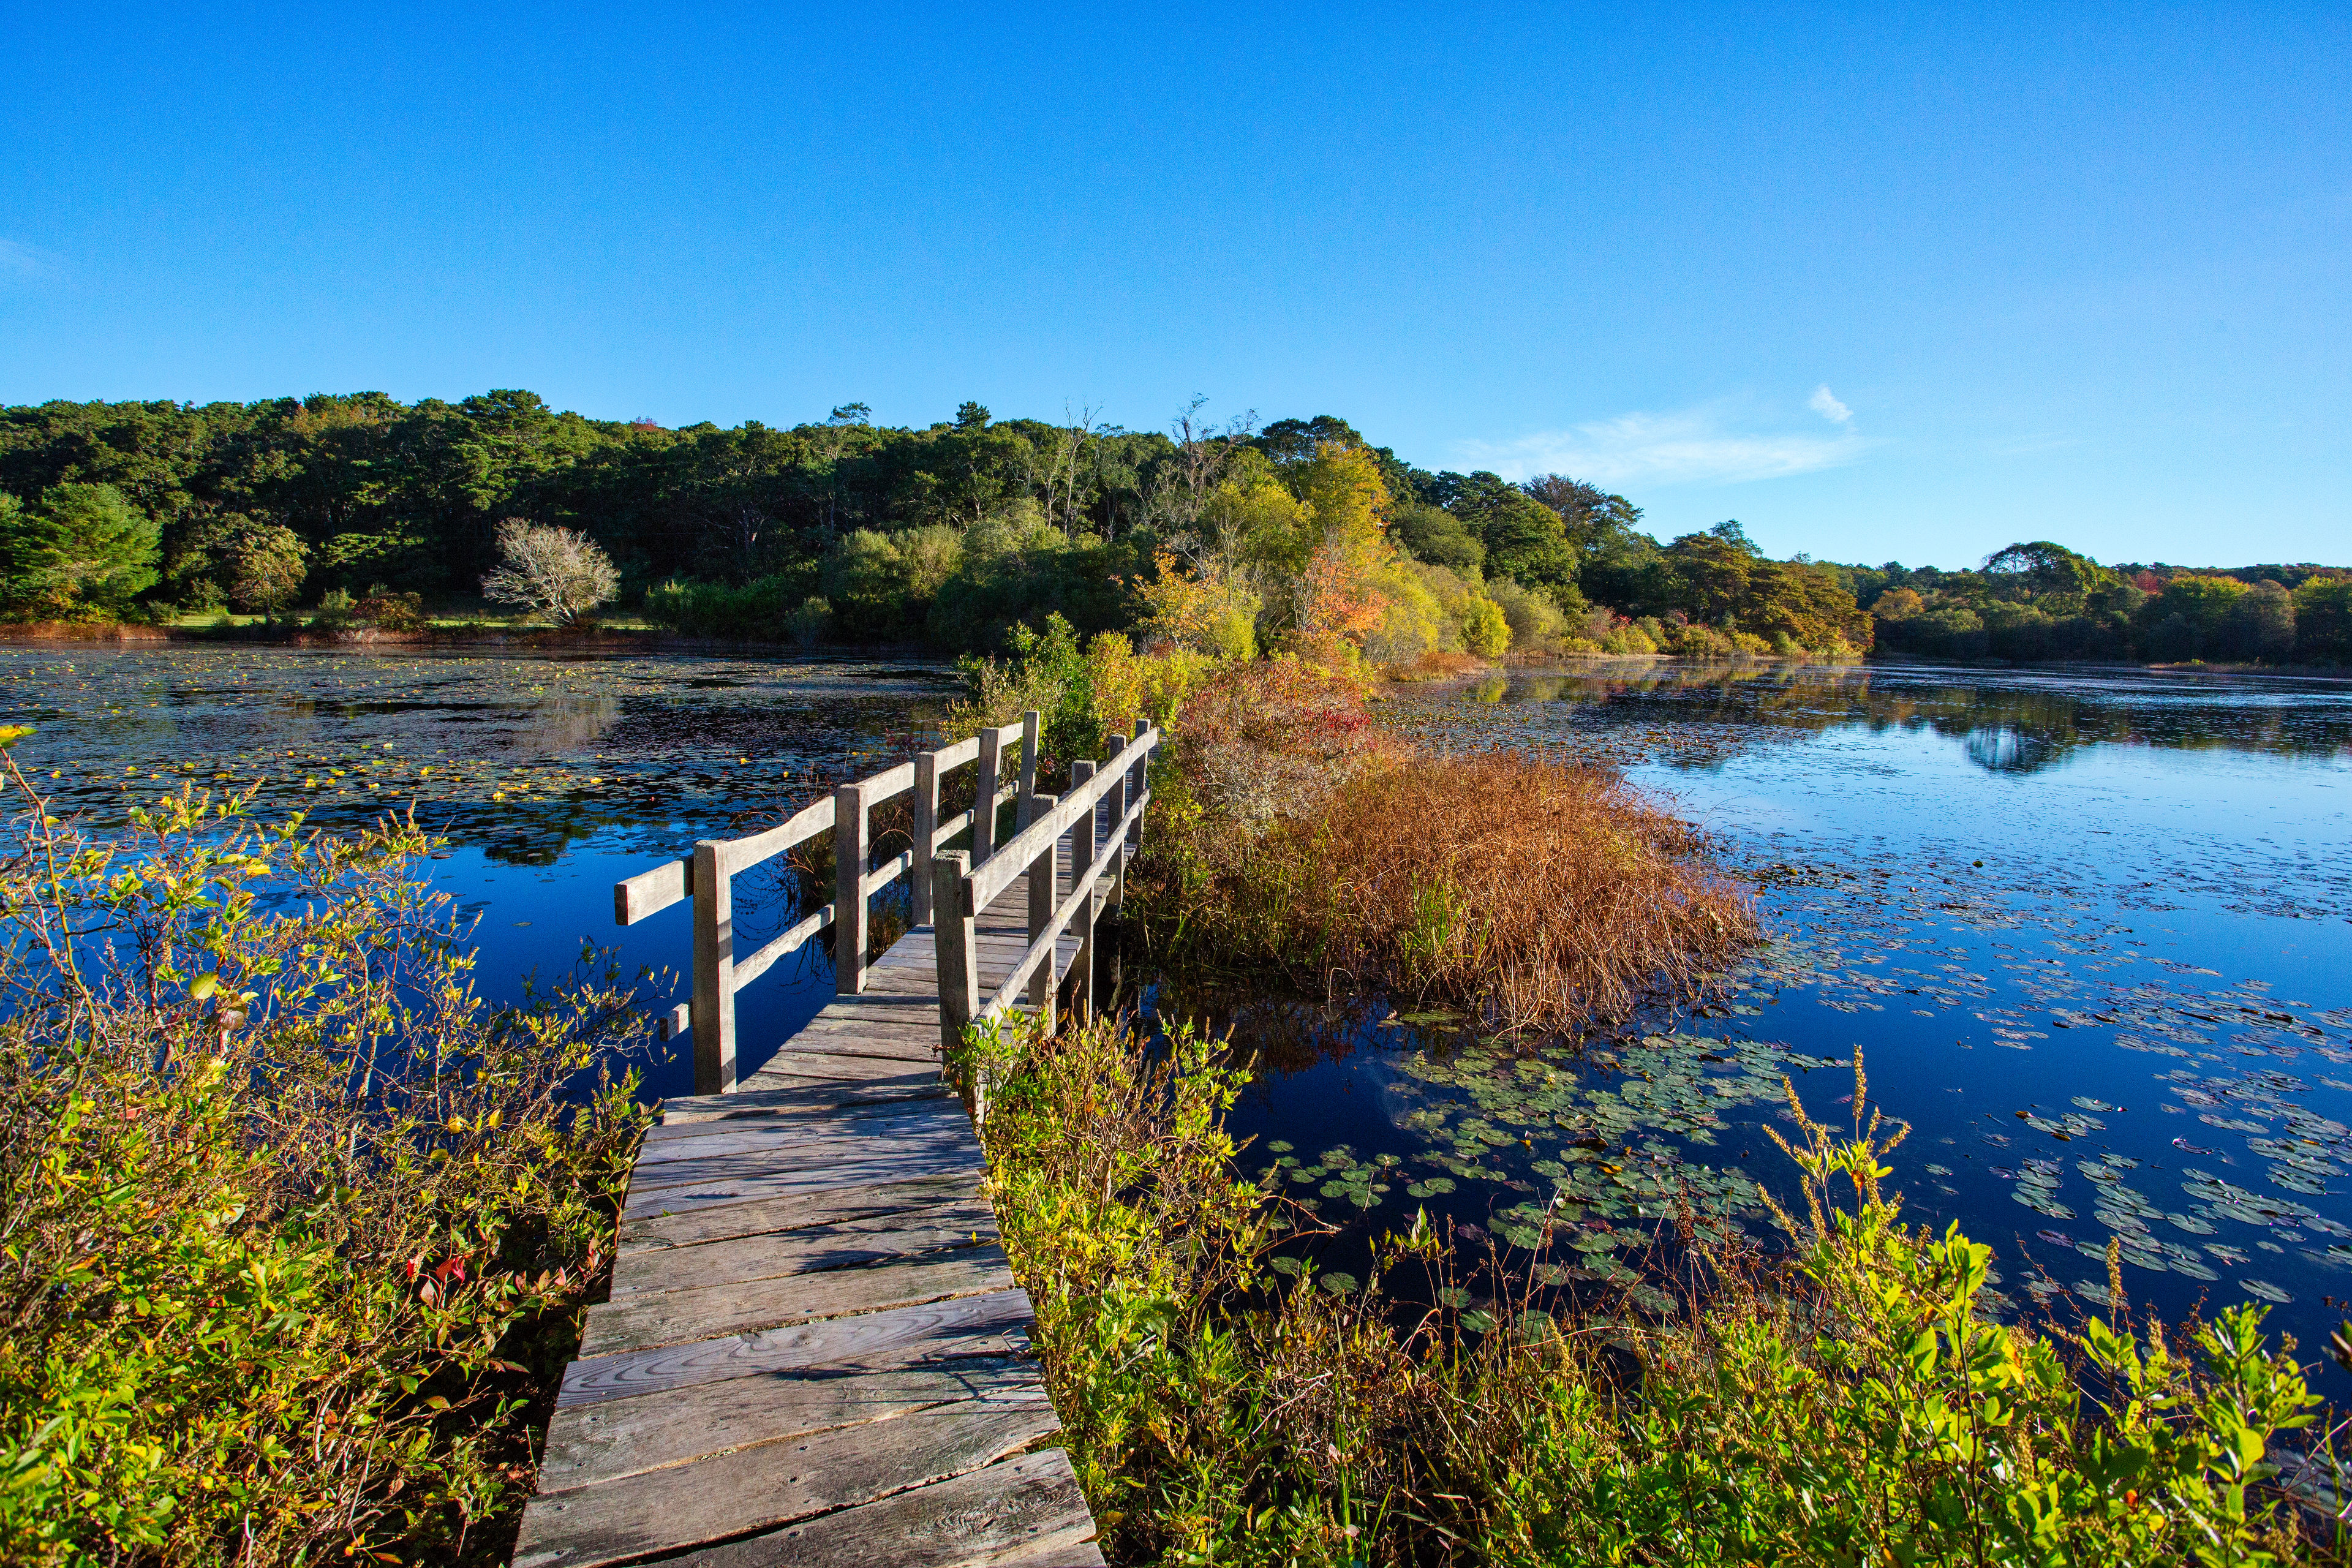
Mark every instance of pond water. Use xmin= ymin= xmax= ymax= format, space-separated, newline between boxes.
xmin=10 ymin=648 xmax=2352 ymax=1363
xmin=0 ymin=646 xmax=949 ymax=1102
xmin=1187 ymin=661 xmax=2352 ymax=1360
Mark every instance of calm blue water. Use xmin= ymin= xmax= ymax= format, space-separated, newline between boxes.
xmin=11 ymin=648 xmax=2351 ymax=1360
xmin=0 ymin=645 xmax=949 ymax=1102
xmin=1194 ymin=662 xmax=2352 ymax=1359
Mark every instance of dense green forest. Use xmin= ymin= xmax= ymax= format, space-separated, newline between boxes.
xmin=1833 ymin=545 xmax=2352 ymax=666
xmin=1 ymin=390 xmax=2343 ymax=666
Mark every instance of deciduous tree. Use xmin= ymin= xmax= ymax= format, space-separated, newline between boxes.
xmin=479 ymin=518 xmax=619 ymax=625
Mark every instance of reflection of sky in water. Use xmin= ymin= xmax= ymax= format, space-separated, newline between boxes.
xmin=0 ymin=646 xmax=952 ymax=1102
xmin=1213 ymin=661 xmax=2352 ymax=1358
xmin=15 ymin=648 xmax=2352 ymax=1357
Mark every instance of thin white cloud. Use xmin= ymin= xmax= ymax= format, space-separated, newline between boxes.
xmin=0 ymin=239 xmax=64 ymax=281
xmin=1808 ymin=383 xmax=1852 ymax=424
xmin=1460 ymin=401 xmax=1874 ymax=487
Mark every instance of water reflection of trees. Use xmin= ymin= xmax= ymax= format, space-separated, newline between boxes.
xmin=513 ymin=693 xmax=620 ymax=755
xmin=1483 ymin=663 xmax=2352 ymax=775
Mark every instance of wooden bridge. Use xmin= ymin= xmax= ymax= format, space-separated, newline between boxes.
xmin=511 ymin=714 xmax=1158 ymax=1568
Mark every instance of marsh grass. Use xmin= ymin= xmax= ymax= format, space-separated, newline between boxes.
xmin=974 ymin=1012 xmax=2343 ymax=1566
xmin=0 ymin=756 xmax=652 ymax=1564
xmin=1146 ymin=717 xmax=1757 ymax=1038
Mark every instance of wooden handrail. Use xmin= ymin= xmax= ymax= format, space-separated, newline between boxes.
xmin=982 ymin=786 xmax=1146 ymax=1020
xmin=934 ymin=724 xmax=1161 ymax=1052
xmin=968 ymin=725 xmax=1159 ymax=912
xmin=616 ymin=710 xmax=1153 ymax=1094
xmin=612 ymin=710 xmax=1045 ymax=1095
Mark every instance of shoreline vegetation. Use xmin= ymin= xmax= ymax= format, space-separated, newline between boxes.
xmin=4 ymin=396 xmax=2348 ymax=1561
xmin=5 ymin=391 xmax=2346 ymax=673
xmin=0 ymin=751 xmax=651 ymax=1565
xmin=4 ymin=625 xmax=2348 ymax=1562
xmin=944 ymin=630 xmax=2349 ymax=1564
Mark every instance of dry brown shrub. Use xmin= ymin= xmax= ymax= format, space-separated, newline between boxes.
xmin=1172 ymin=747 xmax=1755 ymax=1036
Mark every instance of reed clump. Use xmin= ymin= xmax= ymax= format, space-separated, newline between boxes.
xmin=1144 ymin=657 xmax=1755 ymax=1035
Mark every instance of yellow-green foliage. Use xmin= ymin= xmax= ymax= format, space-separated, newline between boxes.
xmin=978 ymin=1013 xmax=2337 ymax=1566
xmin=0 ymin=763 xmax=649 ymax=1564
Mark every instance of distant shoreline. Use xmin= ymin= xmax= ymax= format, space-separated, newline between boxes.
xmin=2 ymin=621 xmax=2346 ymax=680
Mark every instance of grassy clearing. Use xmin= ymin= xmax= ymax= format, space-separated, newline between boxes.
xmin=972 ymin=1014 xmax=2340 ymax=1566
xmin=0 ymin=755 xmax=650 ymax=1564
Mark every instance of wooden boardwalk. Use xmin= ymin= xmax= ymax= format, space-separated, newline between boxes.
xmin=511 ymin=859 xmax=1110 ymax=1568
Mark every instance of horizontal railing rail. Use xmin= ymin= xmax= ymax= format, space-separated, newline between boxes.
xmin=932 ymin=720 xmax=1159 ymax=1055
xmin=614 ymin=713 xmax=1036 ymax=1094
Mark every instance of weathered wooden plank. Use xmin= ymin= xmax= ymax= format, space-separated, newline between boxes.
xmin=661 ymin=1449 xmax=1100 ymax=1568
xmin=513 ymin=1390 xmax=1060 ymax=1568
xmin=758 ymin=1033 xmax=942 ymax=1065
xmin=640 ymin=1092 xmax=955 ymax=1147
xmin=557 ymin=1287 xmax=1036 ymax=1409
xmin=625 ymin=1127 xmax=977 ymax=1196
xmin=635 ymin=1102 xmax=964 ymax=1165
xmin=978 ymin=1533 xmax=1110 ymax=1568
xmin=620 ymin=1172 xmax=979 ymax=1251
xmin=655 ymin=1077 xmax=949 ymax=1126
xmin=793 ymin=1007 xmax=959 ymax=1036
xmin=539 ymin=1357 xmax=1033 ymax=1491
xmin=579 ymin=1245 xmax=1014 ymax=1357
xmin=781 ymin=1017 xmax=948 ymax=1042
xmin=737 ymin=1052 xmax=941 ymax=1087
xmin=803 ymin=983 xmax=944 ymax=1009
xmin=609 ymin=1198 xmax=995 ymax=1298
xmin=620 ymin=1147 xmax=984 ymax=1221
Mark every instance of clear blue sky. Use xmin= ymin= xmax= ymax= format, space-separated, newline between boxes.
xmin=4 ymin=4 xmax=2345 ymax=567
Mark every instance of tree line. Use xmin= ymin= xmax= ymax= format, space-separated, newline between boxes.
xmin=1 ymin=389 xmax=2340 ymax=666
xmin=1832 ymin=543 xmax=2352 ymax=666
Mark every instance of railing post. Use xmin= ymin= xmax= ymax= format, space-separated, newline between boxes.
xmin=1128 ymin=718 xmax=1149 ymax=856
xmin=1025 ymin=791 xmax=1058 ymax=1025
xmin=1019 ymin=710 xmax=1041 ymax=801
xmin=932 ymin=850 xmax=977 ymax=1061
xmin=913 ymin=750 xmax=940 ymax=927
xmin=1069 ymin=761 xmax=1098 ymax=1017
xmin=690 ymin=840 xmax=736 ymax=1095
xmin=1101 ymin=735 xmax=1128 ymax=917
xmin=834 ymin=780 xmax=869 ymax=995
xmin=974 ymin=725 xmax=1003 ymax=865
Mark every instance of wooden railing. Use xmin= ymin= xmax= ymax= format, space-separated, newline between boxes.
xmin=612 ymin=712 xmax=1159 ymax=1094
xmin=930 ymin=720 xmax=1156 ymax=1052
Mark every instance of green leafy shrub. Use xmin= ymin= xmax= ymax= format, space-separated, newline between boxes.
xmin=641 ymin=572 xmax=807 ymax=638
xmin=0 ymin=758 xmax=650 ymax=1563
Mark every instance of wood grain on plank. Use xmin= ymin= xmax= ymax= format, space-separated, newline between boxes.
xmin=633 ymin=1103 xmax=966 ymax=1167
xmin=609 ymin=1199 xmax=996 ymax=1298
xmin=655 ymin=1077 xmax=948 ymax=1125
xmin=538 ymin=1358 xmax=1035 ymax=1491
xmin=619 ymin=1172 xmax=978 ymax=1251
xmin=513 ymin=1392 xmax=1061 ymax=1568
xmin=760 ymin=1033 xmax=943 ymax=1065
xmin=625 ymin=1131 xmax=979 ymax=1198
xmin=640 ymin=1091 xmax=954 ymax=1147
xmin=557 ymin=1287 xmax=1036 ymax=1409
xmin=741 ymin=1050 xmax=941 ymax=1084
xmin=658 ymin=1449 xmax=1099 ymax=1568
xmin=619 ymin=1147 xmax=984 ymax=1221
xmin=579 ymin=1245 xmax=1014 ymax=1357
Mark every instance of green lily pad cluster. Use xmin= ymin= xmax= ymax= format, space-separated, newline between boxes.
xmin=1377 ymin=1028 xmax=1798 ymax=1250
xmin=1262 ymin=1140 xmax=1402 ymax=1211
